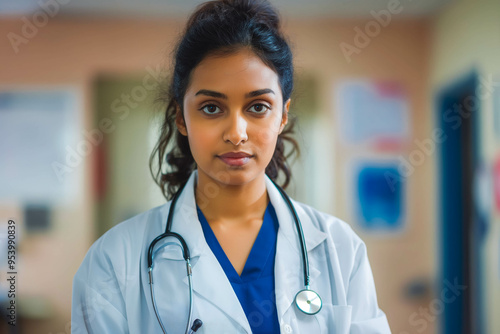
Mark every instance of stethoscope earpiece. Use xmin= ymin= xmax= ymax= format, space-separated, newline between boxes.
xmin=294 ymin=289 xmax=322 ymax=315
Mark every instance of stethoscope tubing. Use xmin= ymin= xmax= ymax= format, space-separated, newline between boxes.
xmin=146 ymin=173 xmax=320 ymax=333
xmin=268 ymin=177 xmax=311 ymax=288
xmin=149 ymin=260 xmax=194 ymax=334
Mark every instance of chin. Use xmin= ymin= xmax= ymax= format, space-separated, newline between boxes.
xmin=212 ymin=169 xmax=256 ymax=185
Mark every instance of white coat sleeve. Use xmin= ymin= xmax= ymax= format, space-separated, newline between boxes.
xmin=347 ymin=239 xmax=392 ymax=334
xmin=71 ymin=237 xmax=129 ymax=334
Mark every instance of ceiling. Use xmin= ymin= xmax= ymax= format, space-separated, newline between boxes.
xmin=1 ymin=0 xmax=454 ymax=19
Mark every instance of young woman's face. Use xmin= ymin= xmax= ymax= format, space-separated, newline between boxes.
xmin=176 ymin=48 xmax=290 ymax=187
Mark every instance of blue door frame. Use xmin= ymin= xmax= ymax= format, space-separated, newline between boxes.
xmin=436 ymin=70 xmax=484 ymax=334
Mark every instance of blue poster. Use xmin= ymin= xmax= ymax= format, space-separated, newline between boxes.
xmin=355 ymin=164 xmax=405 ymax=232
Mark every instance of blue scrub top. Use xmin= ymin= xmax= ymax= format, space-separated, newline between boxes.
xmin=196 ymin=201 xmax=280 ymax=334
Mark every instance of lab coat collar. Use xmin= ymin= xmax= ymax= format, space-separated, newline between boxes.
xmin=161 ymin=169 xmax=328 ymax=257
xmin=160 ymin=169 xmax=328 ymax=330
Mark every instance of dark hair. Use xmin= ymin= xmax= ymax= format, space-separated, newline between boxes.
xmin=149 ymin=0 xmax=300 ymax=201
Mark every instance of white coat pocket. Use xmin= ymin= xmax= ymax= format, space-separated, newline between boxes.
xmin=316 ymin=304 xmax=352 ymax=334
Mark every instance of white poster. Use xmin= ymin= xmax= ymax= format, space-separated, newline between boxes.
xmin=335 ymin=80 xmax=410 ymax=147
xmin=0 ymin=88 xmax=81 ymax=204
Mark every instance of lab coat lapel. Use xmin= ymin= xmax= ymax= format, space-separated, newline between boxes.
xmin=163 ymin=170 xmax=252 ymax=333
xmin=157 ymin=170 xmax=328 ymax=331
xmin=264 ymin=174 xmax=328 ymax=322
xmin=187 ymin=251 xmax=252 ymax=332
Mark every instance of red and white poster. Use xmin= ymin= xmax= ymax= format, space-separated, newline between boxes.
xmin=335 ymin=79 xmax=410 ymax=150
xmin=494 ymin=155 xmax=500 ymax=212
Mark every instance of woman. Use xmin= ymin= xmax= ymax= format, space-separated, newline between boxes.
xmin=72 ymin=0 xmax=391 ymax=333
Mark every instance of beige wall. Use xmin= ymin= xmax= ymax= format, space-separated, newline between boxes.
xmin=0 ymin=15 xmax=433 ymax=333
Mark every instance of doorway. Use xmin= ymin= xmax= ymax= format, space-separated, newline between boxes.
xmin=93 ymin=75 xmax=165 ymax=240
xmin=436 ymin=70 xmax=484 ymax=334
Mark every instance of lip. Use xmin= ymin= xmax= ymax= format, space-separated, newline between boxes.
xmin=218 ymin=151 xmax=253 ymax=159
xmin=217 ymin=152 xmax=253 ymax=167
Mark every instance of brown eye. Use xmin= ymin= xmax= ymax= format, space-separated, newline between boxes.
xmin=200 ymin=104 xmax=221 ymax=115
xmin=249 ymin=103 xmax=269 ymax=114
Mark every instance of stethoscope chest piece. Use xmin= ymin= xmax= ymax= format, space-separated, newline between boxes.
xmin=294 ymin=289 xmax=322 ymax=315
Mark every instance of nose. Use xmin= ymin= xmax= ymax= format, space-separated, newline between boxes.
xmin=223 ymin=110 xmax=248 ymax=145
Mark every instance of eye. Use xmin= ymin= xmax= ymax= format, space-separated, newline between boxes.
xmin=249 ymin=103 xmax=270 ymax=114
xmin=200 ymin=104 xmax=221 ymax=115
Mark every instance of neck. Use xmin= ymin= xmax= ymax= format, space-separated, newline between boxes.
xmin=195 ymin=170 xmax=269 ymax=223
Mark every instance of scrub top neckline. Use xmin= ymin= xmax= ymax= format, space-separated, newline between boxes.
xmin=196 ymin=201 xmax=279 ymax=284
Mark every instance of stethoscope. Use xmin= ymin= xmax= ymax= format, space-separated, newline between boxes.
xmin=147 ymin=175 xmax=322 ymax=334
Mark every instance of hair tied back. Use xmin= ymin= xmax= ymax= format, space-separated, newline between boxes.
xmin=188 ymin=0 xmax=280 ymax=32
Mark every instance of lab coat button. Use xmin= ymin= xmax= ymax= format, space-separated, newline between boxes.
xmin=284 ymin=324 xmax=293 ymax=333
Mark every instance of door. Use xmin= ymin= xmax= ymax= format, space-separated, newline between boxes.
xmin=436 ymin=70 xmax=485 ymax=334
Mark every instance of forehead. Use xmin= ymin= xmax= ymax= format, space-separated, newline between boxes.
xmin=186 ymin=49 xmax=281 ymax=96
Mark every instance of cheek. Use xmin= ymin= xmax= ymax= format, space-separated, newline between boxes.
xmin=187 ymin=122 xmax=218 ymax=153
xmin=255 ymin=115 xmax=282 ymax=148
xmin=255 ymin=128 xmax=277 ymax=149
xmin=254 ymin=129 xmax=279 ymax=165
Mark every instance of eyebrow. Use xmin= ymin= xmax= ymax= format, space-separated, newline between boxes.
xmin=194 ymin=88 xmax=275 ymax=99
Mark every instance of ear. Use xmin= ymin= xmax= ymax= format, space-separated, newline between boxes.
xmin=279 ymin=98 xmax=290 ymax=134
xmin=175 ymin=105 xmax=188 ymax=136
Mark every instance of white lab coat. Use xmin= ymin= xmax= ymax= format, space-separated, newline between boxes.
xmin=72 ymin=169 xmax=391 ymax=333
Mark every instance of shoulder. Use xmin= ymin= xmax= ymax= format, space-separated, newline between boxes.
xmin=101 ymin=203 xmax=167 ymax=248
xmin=291 ymin=200 xmax=375 ymax=294
xmin=94 ymin=203 xmax=166 ymax=255
xmin=74 ymin=203 xmax=170 ymax=283
xmin=292 ymin=199 xmax=364 ymax=250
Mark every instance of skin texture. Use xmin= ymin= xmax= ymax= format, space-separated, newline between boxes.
xmin=175 ymin=47 xmax=290 ymax=275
